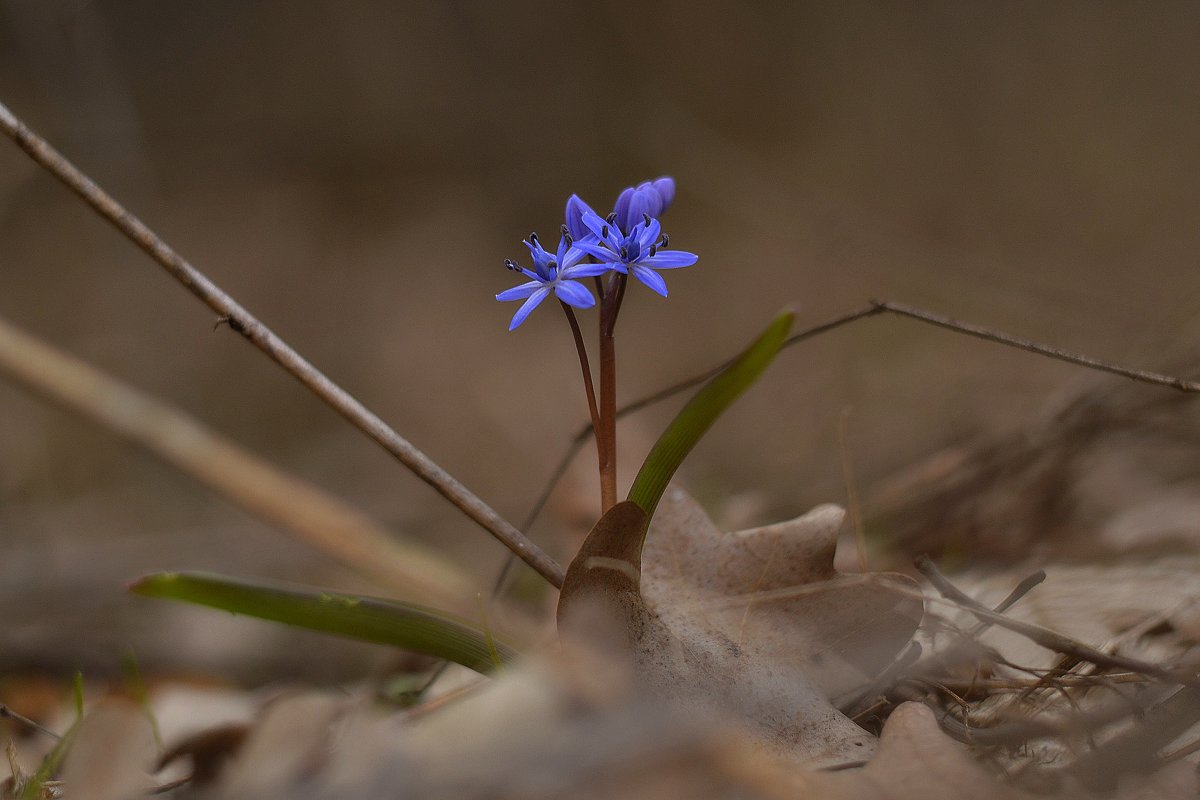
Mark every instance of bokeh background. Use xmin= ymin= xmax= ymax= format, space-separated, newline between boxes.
xmin=1 ymin=2 xmax=1199 ymax=681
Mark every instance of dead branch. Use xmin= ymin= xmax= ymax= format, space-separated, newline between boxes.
xmin=0 ymin=98 xmax=565 ymax=589
xmin=915 ymin=555 xmax=1200 ymax=688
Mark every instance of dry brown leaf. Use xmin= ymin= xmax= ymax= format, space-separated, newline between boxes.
xmin=792 ymin=702 xmax=1033 ymax=800
xmin=635 ymin=488 xmax=922 ymax=765
xmin=643 ymin=487 xmax=923 ymax=698
xmin=559 ymin=487 xmax=923 ymax=767
xmin=212 ymin=692 xmax=343 ymax=797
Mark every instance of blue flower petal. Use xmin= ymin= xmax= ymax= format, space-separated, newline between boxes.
xmin=508 ymin=287 xmax=551 ymax=330
xmin=564 ymin=194 xmax=596 ymax=241
xmin=580 ymin=212 xmax=621 ymax=249
xmin=554 ymin=280 xmax=596 ymax=309
xmin=556 ymin=235 xmax=589 ymax=270
xmin=613 ymin=187 xmax=635 ymax=232
xmin=573 ymin=242 xmax=616 ymax=262
xmin=621 ymin=190 xmax=654 ymax=234
xmin=633 ymin=181 xmax=664 ymax=217
xmin=638 ymin=218 xmax=662 ymax=249
xmin=642 ymin=250 xmax=698 ymax=269
xmin=651 ymin=177 xmax=675 ymax=213
xmin=562 ymin=261 xmax=613 ymax=279
xmin=630 ymin=265 xmax=669 ymax=296
xmin=496 ymin=280 xmax=542 ymax=301
xmin=523 ymin=238 xmax=556 ymax=280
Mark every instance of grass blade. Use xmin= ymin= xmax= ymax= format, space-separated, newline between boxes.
xmin=627 ymin=310 xmax=795 ymax=525
xmin=130 ymin=572 xmax=516 ymax=674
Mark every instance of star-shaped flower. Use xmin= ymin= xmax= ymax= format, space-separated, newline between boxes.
xmin=495 ymin=233 xmax=610 ymax=330
xmin=574 ymin=211 xmax=698 ymax=297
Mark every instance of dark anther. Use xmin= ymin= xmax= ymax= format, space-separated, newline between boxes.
xmin=643 ymin=213 xmax=651 ymax=226
xmin=504 ymin=259 xmax=519 ymax=271
xmin=560 ymin=224 xmax=570 ymax=236
xmin=529 ymin=232 xmax=539 ymax=243
xmin=564 ymin=233 xmax=573 ymax=246
xmin=619 ymin=247 xmax=628 ymax=259
xmin=649 ymin=245 xmax=657 ymax=257
xmin=601 ymin=225 xmax=609 ymax=239
xmin=606 ymin=212 xmax=617 ymax=225
xmin=661 ymin=234 xmax=669 ymax=247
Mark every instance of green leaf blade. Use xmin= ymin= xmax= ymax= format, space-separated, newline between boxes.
xmin=130 ymin=571 xmax=516 ymax=674
xmin=627 ymin=310 xmax=795 ymax=525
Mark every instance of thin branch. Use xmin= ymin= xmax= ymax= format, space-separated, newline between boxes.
xmin=914 ymin=556 xmax=1200 ymax=688
xmin=873 ymin=300 xmax=1200 ymax=392
xmin=0 ymin=314 xmax=477 ymax=613
xmin=0 ymin=704 xmax=61 ymax=741
xmin=967 ymin=569 xmax=1046 ymax=638
xmin=0 ymin=99 xmax=565 ymax=589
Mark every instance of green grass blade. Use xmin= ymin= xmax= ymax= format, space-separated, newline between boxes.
xmin=627 ymin=310 xmax=795 ymax=525
xmin=130 ymin=572 xmax=517 ymax=674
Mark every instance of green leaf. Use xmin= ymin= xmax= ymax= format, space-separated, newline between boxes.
xmin=627 ymin=309 xmax=795 ymax=527
xmin=130 ymin=572 xmax=517 ymax=674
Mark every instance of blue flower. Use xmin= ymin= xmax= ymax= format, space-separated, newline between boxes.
xmin=496 ymin=233 xmax=610 ymax=330
xmin=564 ymin=176 xmax=677 ymax=242
xmin=574 ymin=211 xmax=698 ymax=297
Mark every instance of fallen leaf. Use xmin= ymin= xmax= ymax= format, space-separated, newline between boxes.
xmin=213 ymin=692 xmax=343 ymax=797
xmin=643 ymin=488 xmax=923 ymax=698
xmin=792 ymin=702 xmax=1032 ymax=800
xmin=558 ymin=486 xmax=923 ymax=766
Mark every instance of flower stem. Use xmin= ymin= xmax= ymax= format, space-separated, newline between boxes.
xmin=559 ymin=301 xmax=601 ymax=446
xmin=596 ymin=273 xmax=628 ymax=512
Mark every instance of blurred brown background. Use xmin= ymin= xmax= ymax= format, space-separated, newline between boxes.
xmin=1 ymin=2 xmax=1199 ymax=680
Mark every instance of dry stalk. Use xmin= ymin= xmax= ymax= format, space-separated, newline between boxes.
xmin=0 ymin=99 xmax=565 ymax=588
xmin=0 ymin=314 xmax=477 ymax=612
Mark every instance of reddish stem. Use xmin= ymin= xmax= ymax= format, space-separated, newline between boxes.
xmin=560 ymin=301 xmax=602 ymax=447
xmin=596 ymin=272 xmax=628 ymax=512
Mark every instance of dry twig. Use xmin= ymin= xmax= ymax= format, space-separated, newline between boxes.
xmin=0 ymin=99 xmax=565 ymax=588
xmin=914 ymin=556 xmax=1200 ymax=688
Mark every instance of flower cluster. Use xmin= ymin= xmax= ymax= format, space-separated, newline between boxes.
xmin=496 ymin=177 xmax=698 ymax=330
